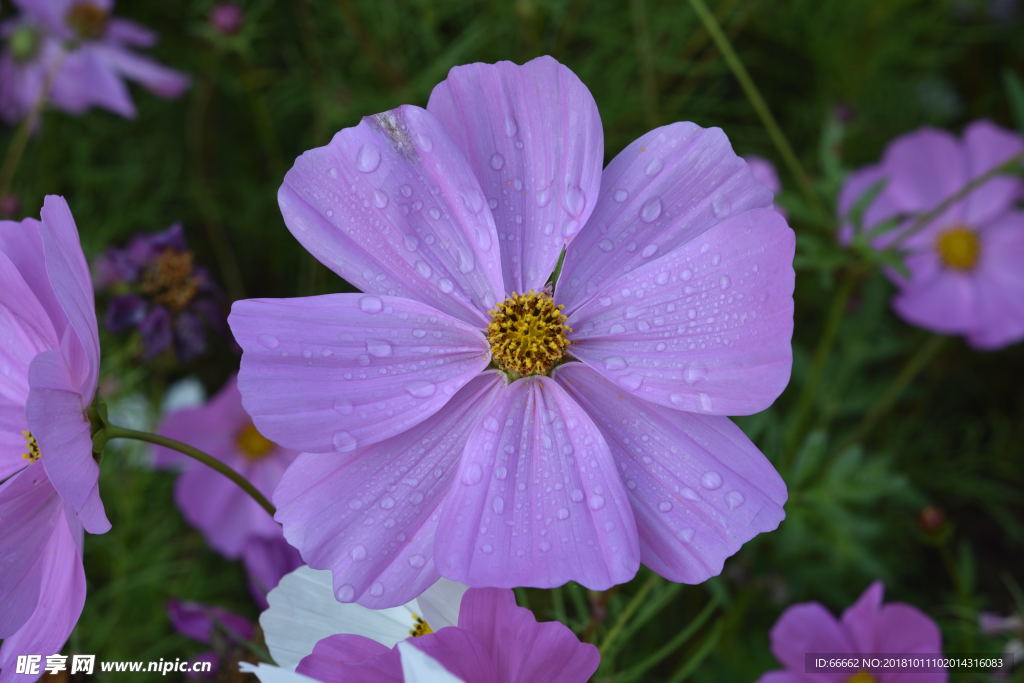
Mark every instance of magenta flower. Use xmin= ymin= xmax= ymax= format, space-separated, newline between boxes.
xmin=0 ymin=0 xmax=189 ymax=124
xmin=167 ymin=599 xmax=254 ymax=679
xmin=155 ymin=376 xmax=298 ymax=559
xmin=839 ymin=120 xmax=1024 ymax=348
xmin=759 ymin=582 xmax=946 ymax=683
xmin=209 ymin=3 xmax=245 ymax=36
xmin=0 ymin=196 xmax=106 ymax=676
xmin=246 ymin=567 xmax=598 ymax=683
xmin=230 ymin=56 xmax=794 ymax=607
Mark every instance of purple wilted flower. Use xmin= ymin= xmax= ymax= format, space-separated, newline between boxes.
xmin=758 ymin=582 xmax=946 ymax=683
xmin=230 ymin=56 xmax=794 ymax=607
xmin=243 ymin=567 xmax=598 ymax=682
xmin=209 ymin=3 xmax=244 ymax=36
xmin=167 ymin=600 xmax=254 ymax=679
xmin=155 ymin=376 xmax=298 ymax=559
xmin=94 ymin=224 xmax=226 ymax=360
xmin=0 ymin=0 xmax=189 ymax=124
xmin=0 ymin=196 xmax=107 ymax=676
xmin=839 ymin=121 xmax=1024 ymax=349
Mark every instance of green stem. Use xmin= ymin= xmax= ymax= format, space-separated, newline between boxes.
xmin=890 ymin=151 xmax=1024 ymax=248
xmin=103 ymin=425 xmax=276 ymax=517
xmin=599 ymin=572 xmax=660 ymax=657
xmin=687 ymin=0 xmax=825 ymax=220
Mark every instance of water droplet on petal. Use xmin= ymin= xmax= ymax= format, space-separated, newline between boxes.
xmin=658 ymin=501 xmax=673 ymax=512
xmin=483 ymin=417 xmax=500 ymax=432
xmin=462 ymin=463 xmax=483 ymax=485
xmin=405 ymin=380 xmax=436 ymax=398
xmin=492 ymin=497 xmax=505 ymax=514
xmin=698 ymin=392 xmax=712 ymax=411
xmin=438 ymin=278 xmax=454 ymax=294
xmin=642 ymin=244 xmax=658 ymax=258
xmin=257 ymin=334 xmax=279 ymax=349
xmin=570 ymin=489 xmax=584 ymax=503
xmin=556 ymin=507 xmax=570 ymax=520
xmin=369 ymin=582 xmax=384 ymax=597
xmin=726 ymin=491 xmax=745 ymax=509
xmin=563 ymin=186 xmax=586 ymax=217
xmin=408 ymin=554 xmax=426 ymax=568
xmin=356 ymin=145 xmax=381 ymax=173
xmin=677 ymin=527 xmax=695 ymax=543
xmin=333 ymin=431 xmax=357 ymax=452
xmin=337 ymin=584 xmax=355 ymax=601
xmin=644 ymin=158 xmax=663 ymax=176
xmin=428 ymin=207 xmax=441 ymax=220
xmin=481 ymin=543 xmax=493 ymax=554
xmin=359 ymin=296 xmax=383 ymax=313
xmin=587 ymin=494 xmax=606 ymax=510
xmin=720 ymin=275 xmax=731 ymax=289
xmin=373 ymin=189 xmax=389 ymax=208
xmin=604 ymin=356 xmax=627 ymax=370
xmin=535 ymin=186 xmax=552 ymax=207
xmin=490 ymin=153 xmax=505 ymax=170
xmin=712 ymin=195 xmax=730 ymax=217
xmin=380 ymin=496 xmax=395 ymax=509
xmin=400 ymin=184 xmax=413 ymax=198
xmin=351 ymin=544 xmax=367 ymax=560
xmin=640 ymin=197 xmax=662 ymax=223
xmin=598 ymin=239 xmax=614 ymax=252
xmin=416 ymin=261 xmax=432 ymax=278
xmin=701 ymin=471 xmax=723 ymax=490
xmin=613 ymin=189 xmax=629 ymax=202
xmin=685 ymin=362 xmax=707 ymax=384
xmin=366 ymin=339 xmax=392 ymax=357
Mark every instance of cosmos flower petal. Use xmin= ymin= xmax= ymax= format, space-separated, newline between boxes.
xmin=229 ymin=295 xmax=490 ymax=455
xmin=106 ymin=18 xmax=158 ymax=47
xmin=239 ymin=662 xmax=320 ymax=683
xmin=555 ymin=363 xmax=786 ymax=583
xmin=836 ymin=164 xmax=902 ymax=245
xmin=881 ymin=127 xmax=967 ymax=215
xmin=967 ymin=212 xmax=1024 ymax=348
xmin=243 ymin=536 xmax=303 ymax=609
xmin=27 ymin=349 xmax=109 ymax=535
xmin=0 ymin=405 xmax=28 ymax=480
xmin=0 ymin=466 xmax=61 ymax=638
xmin=261 ymin=566 xmax=415 ymax=672
xmin=567 ymin=208 xmax=794 ymax=415
xmin=436 ymin=377 xmax=640 ymax=590
xmin=768 ymin=603 xmax=853 ymax=676
xmin=94 ymin=44 xmax=190 ymax=99
xmin=52 ymin=48 xmax=136 ymax=118
xmin=558 ymin=122 xmax=772 ymax=310
xmin=297 ymin=634 xmax=400 ymax=682
xmin=0 ymin=217 xmax=64 ymax=334
xmin=278 ymin=105 xmax=504 ymax=326
xmin=399 ymin=640 xmax=464 ymax=683
xmin=415 ymin=579 xmax=466 ymax=631
xmin=39 ymin=196 xmax=100 ymax=397
xmin=274 ymin=374 xmax=505 ymax=608
xmin=427 ymin=56 xmax=604 ymax=292
xmin=892 ymin=265 xmax=977 ymax=336
xmin=425 ymin=588 xmax=599 ymax=682
xmin=0 ymin=477 xmax=85 ymax=672
xmin=961 ymin=120 xmax=1024 ymax=226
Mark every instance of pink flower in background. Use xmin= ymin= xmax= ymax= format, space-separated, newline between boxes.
xmin=744 ymin=155 xmax=786 ymax=217
xmin=0 ymin=196 xmax=105 ymax=679
xmin=839 ymin=121 xmax=1024 ymax=349
xmin=167 ymin=600 xmax=254 ymax=679
xmin=230 ymin=56 xmax=794 ymax=607
xmin=0 ymin=0 xmax=189 ymax=124
xmin=245 ymin=567 xmax=598 ymax=683
xmin=758 ymin=582 xmax=946 ymax=683
xmin=155 ymin=377 xmax=298 ymax=564
xmin=209 ymin=3 xmax=244 ymax=36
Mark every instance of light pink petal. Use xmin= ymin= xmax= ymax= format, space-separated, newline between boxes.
xmin=106 ymin=18 xmax=157 ymax=47
xmin=230 ymin=295 xmax=490 ymax=455
xmin=50 ymin=47 xmax=136 ymax=118
xmin=95 ymin=44 xmax=190 ymax=99
xmin=967 ymin=211 xmax=1024 ymax=348
xmin=297 ymin=634 xmax=400 ymax=683
xmin=27 ymin=349 xmax=109 ymax=534
xmin=838 ymin=581 xmax=885 ymax=653
xmin=278 ymin=105 xmax=504 ymax=326
xmin=0 ymin=482 xmax=85 ymax=674
xmin=39 ymin=196 xmax=99 ymax=398
xmin=836 ymin=164 xmax=901 ymax=245
xmin=881 ymin=128 xmax=966 ymax=215
xmin=558 ymin=122 xmax=773 ymax=310
xmin=891 ymin=263 xmax=978 ymax=336
xmin=0 ymin=465 xmax=61 ymax=639
xmin=0 ymin=218 xmax=65 ymax=342
xmin=274 ymin=373 xmax=505 ymax=608
xmin=427 ymin=56 xmax=604 ymax=292
xmin=556 ymin=363 xmax=785 ymax=582
xmin=769 ymin=603 xmax=853 ymax=682
xmin=0 ymin=404 xmax=28 ymax=480
xmin=961 ymin=120 xmax=1024 ymax=226
xmin=436 ymin=376 xmax=639 ymax=590
xmin=566 ymin=207 xmax=794 ymax=415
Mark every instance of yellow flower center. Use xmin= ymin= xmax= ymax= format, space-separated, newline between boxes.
xmin=936 ymin=225 xmax=979 ymax=271
xmin=409 ymin=614 xmax=433 ymax=638
xmin=486 ymin=290 xmax=571 ymax=377
xmin=141 ymin=249 xmax=202 ymax=312
xmin=66 ymin=2 xmax=109 ymax=40
xmin=235 ymin=421 xmax=275 ymax=460
xmin=21 ymin=430 xmax=41 ymax=462
xmin=846 ymin=672 xmax=877 ymax=683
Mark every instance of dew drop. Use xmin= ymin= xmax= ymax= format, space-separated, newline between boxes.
xmin=535 ymin=186 xmax=552 ymax=207
xmin=428 ymin=207 xmax=441 ymax=220
xmin=726 ymin=490 xmax=745 ymax=509
xmin=570 ymin=489 xmax=585 ymax=503
xmin=684 ymin=362 xmax=708 ymax=384
xmin=416 ymin=261 xmax=432 ymax=278
xmin=483 ymin=417 xmax=500 ymax=432
xmin=369 ymin=582 xmax=384 ymax=597
xmin=644 ymin=157 xmax=663 ymax=176
xmin=405 ymin=380 xmax=436 ymax=398
xmin=380 ymin=496 xmax=395 ymax=509
xmin=373 ymin=189 xmax=389 ymax=208
xmin=489 ymin=153 xmax=505 ymax=170
xmin=604 ymin=356 xmax=628 ymax=370
xmin=712 ymin=195 xmax=730 ymax=217
xmin=351 ymin=544 xmax=367 ymax=560
xmin=700 ymin=471 xmax=723 ymax=490
xmin=356 ymin=145 xmax=381 ymax=173
xmin=587 ymin=494 xmax=606 ymax=510
xmin=613 ymin=188 xmax=629 ymax=202
xmin=677 ymin=527 xmax=695 ymax=543
xmin=658 ymin=501 xmax=673 ymax=512
xmin=462 ymin=463 xmax=483 ymax=485
xmin=438 ymin=278 xmax=454 ymax=294
xmin=539 ymin=540 xmax=552 ymax=552
xmin=556 ymin=507 xmax=570 ymax=520
xmin=400 ymin=184 xmax=413 ymax=198
xmin=642 ymin=243 xmax=659 ymax=258
xmin=337 ymin=584 xmax=356 ymax=601
xmin=655 ymin=270 xmax=670 ymax=285
xmin=366 ymin=339 xmax=392 ymax=357
xmin=720 ymin=275 xmax=731 ymax=290
xmin=408 ymin=554 xmax=426 ymax=568
xmin=492 ymin=497 xmax=505 ymax=514
xmin=563 ymin=186 xmax=586 ymax=217
xmin=640 ymin=197 xmax=662 ymax=223
xmin=257 ymin=334 xmax=279 ymax=349
xmin=359 ymin=296 xmax=383 ymax=313
xmin=333 ymin=431 xmax=357 ymax=453
xmin=504 ymin=117 xmax=518 ymax=137
xmin=698 ymin=392 xmax=713 ymax=411
xmin=598 ymin=239 xmax=614 ymax=252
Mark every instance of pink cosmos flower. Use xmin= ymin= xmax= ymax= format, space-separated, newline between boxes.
xmin=229 ymin=56 xmax=795 ymax=607
xmin=839 ymin=120 xmax=1024 ymax=349
xmin=0 ymin=0 xmax=189 ymax=124
xmin=0 ymin=196 xmax=105 ymax=679
xmin=758 ymin=582 xmax=946 ymax=683
xmin=155 ymin=377 xmax=298 ymax=559
xmin=245 ymin=567 xmax=598 ymax=683
xmin=167 ymin=600 xmax=254 ymax=679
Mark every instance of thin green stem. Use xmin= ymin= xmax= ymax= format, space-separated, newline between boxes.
xmin=0 ymin=65 xmax=54 ymax=197
xmin=668 ymin=617 xmax=724 ymax=682
xmin=616 ymin=594 xmax=720 ymax=682
xmin=104 ymin=425 xmax=275 ymax=517
xmin=599 ymin=572 xmax=660 ymax=657
xmin=890 ymin=151 xmax=1024 ymax=247
xmin=630 ymin=0 xmax=660 ymax=128
xmin=687 ymin=0 xmax=825 ymax=220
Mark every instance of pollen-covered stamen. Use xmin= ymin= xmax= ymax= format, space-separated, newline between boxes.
xmin=235 ymin=421 xmax=275 ymax=461
xmin=409 ymin=614 xmax=433 ymax=638
xmin=936 ymin=225 xmax=980 ymax=271
xmin=140 ymin=249 xmax=202 ymax=312
xmin=487 ymin=290 xmax=571 ymax=377
xmin=21 ymin=430 xmax=41 ymax=462
xmin=66 ymin=2 xmax=109 ymax=40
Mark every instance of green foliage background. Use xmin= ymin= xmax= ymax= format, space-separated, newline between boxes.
xmin=3 ymin=0 xmax=1023 ymax=680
